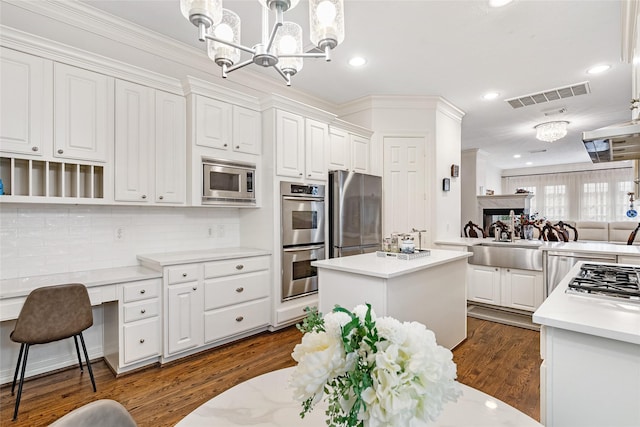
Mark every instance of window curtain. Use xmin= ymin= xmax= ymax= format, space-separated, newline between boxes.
xmin=503 ymin=167 xmax=634 ymax=221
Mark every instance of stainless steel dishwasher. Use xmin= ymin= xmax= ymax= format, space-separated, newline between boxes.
xmin=544 ymin=251 xmax=616 ymax=297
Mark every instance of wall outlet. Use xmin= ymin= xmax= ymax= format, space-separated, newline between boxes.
xmin=114 ymin=226 xmax=126 ymax=241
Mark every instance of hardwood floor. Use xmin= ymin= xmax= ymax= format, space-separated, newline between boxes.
xmin=0 ymin=317 xmax=540 ymax=426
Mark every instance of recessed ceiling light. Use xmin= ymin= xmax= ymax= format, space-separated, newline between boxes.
xmin=513 ymin=154 xmax=521 ymax=158
xmin=483 ymin=92 xmax=500 ymax=100
xmin=489 ymin=0 xmax=513 ymax=7
xmin=348 ymin=56 xmax=367 ymax=67
xmin=587 ymin=64 xmax=611 ymax=74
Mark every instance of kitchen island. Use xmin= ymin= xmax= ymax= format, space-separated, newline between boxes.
xmin=533 ymin=261 xmax=640 ymax=427
xmin=312 ymin=249 xmax=471 ymax=350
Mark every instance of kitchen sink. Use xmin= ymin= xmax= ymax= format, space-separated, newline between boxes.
xmin=468 ymin=241 xmax=543 ymax=270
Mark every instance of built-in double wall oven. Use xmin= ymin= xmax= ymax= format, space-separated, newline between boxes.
xmin=280 ymin=181 xmax=325 ymax=301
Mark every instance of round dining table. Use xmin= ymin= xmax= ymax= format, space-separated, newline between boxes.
xmin=175 ymin=367 xmax=543 ymax=427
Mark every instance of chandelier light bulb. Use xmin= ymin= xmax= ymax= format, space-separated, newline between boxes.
xmin=535 ymin=121 xmax=569 ymax=142
xmin=214 ymin=23 xmax=234 ymax=41
xmin=317 ymin=1 xmax=337 ymax=25
xmin=279 ymin=35 xmax=298 ymax=54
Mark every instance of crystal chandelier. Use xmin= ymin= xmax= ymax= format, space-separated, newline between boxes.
xmin=181 ymin=0 xmax=345 ymax=86
xmin=535 ymin=121 xmax=569 ymax=142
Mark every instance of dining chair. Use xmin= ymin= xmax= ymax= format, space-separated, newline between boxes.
xmin=10 ymin=283 xmax=96 ymax=420
xmin=463 ymin=221 xmax=486 ymax=238
xmin=49 ymin=399 xmax=137 ymax=427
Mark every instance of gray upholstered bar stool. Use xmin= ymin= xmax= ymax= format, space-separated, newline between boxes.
xmin=10 ymin=283 xmax=97 ymax=420
xmin=49 ymin=399 xmax=137 ymax=427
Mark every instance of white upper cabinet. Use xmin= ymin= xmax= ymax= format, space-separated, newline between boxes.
xmin=327 ymin=125 xmax=371 ymax=174
xmin=0 ymin=48 xmax=52 ymax=156
xmin=194 ymin=95 xmax=261 ymax=155
xmin=115 ymin=80 xmax=186 ymax=204
xmin=195 ymin=96 xmax=231 ymax=150
xmin=350 ymin=133 xmax=370 ymax=173
xmin=276 ymin=109 xmax=305 ymax=178
xmin=305 ymin=119 xmax=328 ymax=180
xmin=54 ymin=63 xmax=113 ymax=162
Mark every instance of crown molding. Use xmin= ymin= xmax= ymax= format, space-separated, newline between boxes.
xmin=330 ymin=119 xmax=374 ymax=138
xmin=182 ymin=76 xmax=261 ymax=110
xmin=338 ymin=95 xmax=465 ymax=121
xmin=260 ymin=94 xmax=337 ymax=122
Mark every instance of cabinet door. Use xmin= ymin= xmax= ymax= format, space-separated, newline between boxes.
xmin=502 ymin=268 xmax=543 ymax=311
xmin=350 ymin=134 xmax=370 ymax=173
xmin=467 ymin=264 xmax=501 ymax=305
xmin=54 ymin=63 xmax=112 ymax=162
xmin=114 ymin=80 xmax=154 ymax=202
xmin=327 ymin=127 xmax=349 ymax=170
xmin=305 ymin=119 xmax=328 ymax=180
xmin=167 ymin=281 xmax=203 ymax=355
xmin=155 ymin=91 xmax=186 ymax=204
xmin=195 ymin=96 xmax=231 ymax=150
xmin=233 ymin=106 xmax=261 ymax=155
xmin=0 ymin=48 xmax=52 ymax=156
xmin=276 ymin=110 xmax=304 ymax=178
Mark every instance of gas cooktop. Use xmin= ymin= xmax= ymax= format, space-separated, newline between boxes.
xmin=566 ymin=263 xmax=640 ymax=302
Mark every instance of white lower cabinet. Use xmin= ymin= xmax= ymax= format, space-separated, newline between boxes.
xmin=166 ymin=265 xmax=203 ymax=356
xmin=103 ymin=278 xmax=161 ymax=373
xmin=467 ymin=265 xmax=543 ymax=311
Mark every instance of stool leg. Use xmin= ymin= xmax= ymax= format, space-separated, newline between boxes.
xmin=78 ymin=333 xmax=96 ymax=392
xmin=13 ymin=344 xmax=30 ymax=421
xmin=11 ymin=343 xmax=25 ymax=395
xmin=73 ymin=335 xmax=84 ymax=372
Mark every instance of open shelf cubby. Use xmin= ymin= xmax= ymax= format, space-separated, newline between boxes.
xmin=0 ymin=156 xmax=104 ymax=200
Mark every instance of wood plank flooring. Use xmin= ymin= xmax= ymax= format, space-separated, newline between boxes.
xmin=0 ymin=317 xmax=540 ymax=426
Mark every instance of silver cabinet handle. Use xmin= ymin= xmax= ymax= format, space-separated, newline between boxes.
xmin=235 ymin=145 xmax=240 ymax=149
xmin=182 ymin=273 xmax=188 ymax=277
xmin=223 ymin=143 xmax=228 ymax=147
xmin=57 ymin=149 xmax=63 ymax=154
xmin=235 ymin=316 xmax=244 ymax=322
xmin=192 ymin=286 xmax=197 ymax=291
xmin=235 ymin=287 xmax=244 ymax=293
xmin=139 ymin=339 xmax=145 ymax=344
xmin=235 ymin=264 xmax=244 ymax=270
xmin=299 ymin=173 xmax=303 ymax=176
xmin=140 ymin=289 xmax=146 ymax=294
xmin=32 ymin=146 xmax=39 ymax=152
xmin=140 ymin=308 xmax=146 ymax=314
xmin=159 ymin=195 xmax=164 ymax=200
xmin=142 ymin=194 xmax=147 ymax=199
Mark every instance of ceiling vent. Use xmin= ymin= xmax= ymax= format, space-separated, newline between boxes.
xmin=505 ymin=82 xmax=591 ymax=109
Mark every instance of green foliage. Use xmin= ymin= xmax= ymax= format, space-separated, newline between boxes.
xmin=296 ymin=306 xmax=325 ymax=334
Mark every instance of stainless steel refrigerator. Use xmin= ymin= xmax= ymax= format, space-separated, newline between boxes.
xmin=328 ymin=170 xmax=382 ymax=258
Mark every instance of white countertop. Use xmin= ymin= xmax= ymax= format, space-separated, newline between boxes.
xmin=312 ymin=250 xmax=471 ymax=279
xmin=176 ymin=367 xmax=542 ymax=427
xmin=0 ymin=265 xmax=161 ymax=300
xmin=137 ymin=247 xmax=271 ymax=268
xmin=532 ymin=261 xmax=640 ymax=345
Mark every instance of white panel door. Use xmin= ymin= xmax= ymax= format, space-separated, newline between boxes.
xmin=0 ymin=48 xmax=52 ymax=156
xmin=327 ymin=127 xmax=349 ymax=171
xmin=167 ymin=281 xmax=203 ymax=356
xmin=54 ymin=63 xmax=112 ymax=162
xmin=195 ymin=95 xmax=231 ymax=150
xmin=502 ymin=268 xmax=543 ymax=311
xmin=114 ymin=80 xmax=154 ymax=202
xmin=383 ymin=136 xmax=426 ymax=236
xmin=467 ymin=264 xmax=501 ymax=305
xmin=276 ymin=109 xmax=304 ymax=178
xmin=305 ymin=118 xmax=328 ymax=180
xmin=350 ymin=134 xmax=370 ymax=173
xmin=155 ymin=91 xmax=186 ymax=204
xmin=232 ymin=106 xmax=261 ymax=155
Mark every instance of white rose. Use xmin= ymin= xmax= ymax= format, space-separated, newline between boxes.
xmin=352 ymin=304 xmax=375 ymax=322
xmin=323 ymin=311 xmax=352 ymax=338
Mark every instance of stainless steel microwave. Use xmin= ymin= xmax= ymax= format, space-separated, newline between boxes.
xmin=202 ymin=159 xmax=256 ymax=205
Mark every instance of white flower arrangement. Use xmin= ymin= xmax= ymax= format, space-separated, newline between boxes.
xmin=289 ymin=304 xmax=461 ymax=427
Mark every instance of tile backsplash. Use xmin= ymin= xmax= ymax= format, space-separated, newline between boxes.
xmin=0 ymin=204 xmax=241 ymax=279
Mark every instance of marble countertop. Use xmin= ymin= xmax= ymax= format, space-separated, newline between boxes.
xmin=0 ymin=265 xmax=161 ymax=300
xmin=312 ymin=249 xmax=471 ymax=279
xmin=176 ymin=367 xmax=542 ymax=427
xmin=137 ymin=247 xmax=271 ymax=268
xmin=533 ymin=261 xmax=640 ymax=345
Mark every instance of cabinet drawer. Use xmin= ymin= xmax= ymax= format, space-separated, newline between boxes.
xmin=123 ymin=299 xmax=159 ymax=323
xmin=204 ymin=271 xmax=270 ymax=310
xmin=123 ymin=317 xmax=160 ymax=364
xmin=203 ymin=298 xmax=270 ymax=343
xmin=276 ymin=298 xmax=317 ymax=325
xmin=204 ymin=256 xmax=269 ymax=278
xmin=122 ymin=279 xmax=160 ymax=303
xmin=167 ymin=265 xmax=199 ymax=284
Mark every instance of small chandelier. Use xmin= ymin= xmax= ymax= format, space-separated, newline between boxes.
xmin=181 ymin=0 xmax=345 ymax=86
xmin=535 ymin=121 xmax=569 ymax=142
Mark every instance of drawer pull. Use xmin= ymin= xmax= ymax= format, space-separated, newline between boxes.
xmin=193 ymin=286 xmax=197 ymax=291
xmin=139 ymin=339 xmax=145 ymax=344
xmin=182 ymin=273 xmax=188 ymax=277
xmin=32 ymin=146 xmax=39 ymax=152
xmin=140 ymin=289 xmax=146 ymax=294
xmin=235 ymin=287 xmax=244 ymax=293
xmin=57 ymin=149 xmax=64 ymax=154
xmin=235 ymin=264 xmax=244 ymax=270
xmin=140 ymin=309 xmax=146 ymax=314
xmin=235 ymin=316 xmax=244 ymax=322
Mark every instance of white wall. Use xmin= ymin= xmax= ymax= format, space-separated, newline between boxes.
xmin=0 ymin=204 xmax=240 ymax=280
